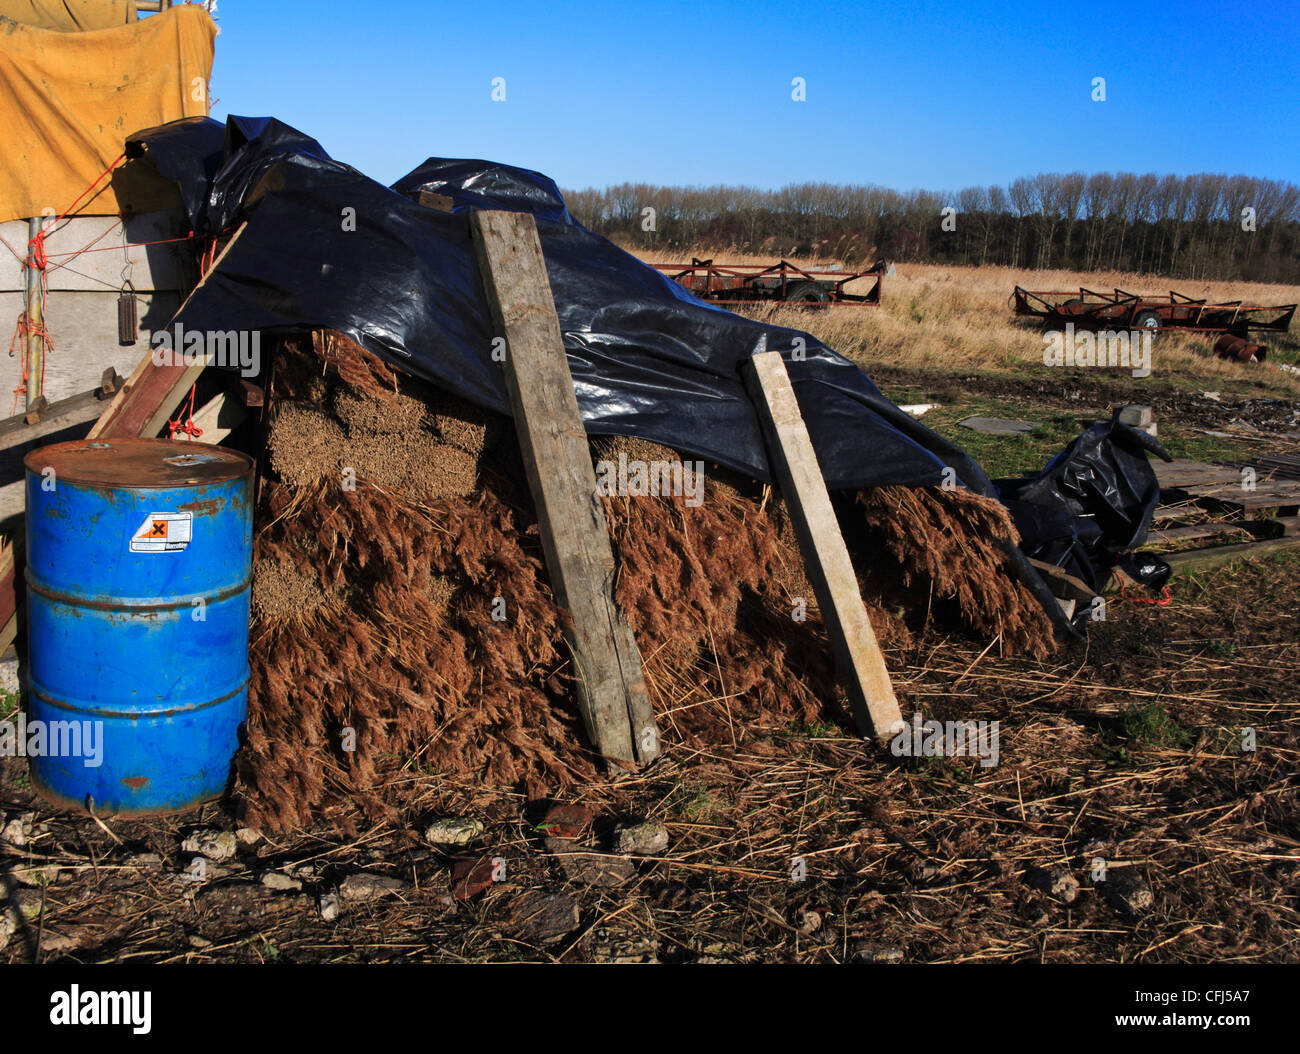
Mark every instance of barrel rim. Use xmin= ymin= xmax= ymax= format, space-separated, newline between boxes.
xmin=23 ymin=438 xmax=255 ymax=489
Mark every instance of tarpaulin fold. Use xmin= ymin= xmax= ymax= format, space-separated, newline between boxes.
xmin=0 ymin=0 xmax=135 ymax=32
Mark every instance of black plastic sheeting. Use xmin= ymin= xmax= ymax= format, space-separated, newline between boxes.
xmin=125 ymin=115 xmax=994 ymax=494
xmin=997 ymin=420 xmax=1172 ymax=591
xmin=123 ymin=114 xmax=1177 ymax=638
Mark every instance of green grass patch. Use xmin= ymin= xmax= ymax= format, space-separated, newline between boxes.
xmin=0 ymin=688 xmax=18 ymax=722
xmin=1118 ymin=702 xmax=1193 ymax=749
xmin=897 ymin=394 xmax=1089 ymax=479
xmin=666 ymin=780 xmax=723 ymax=821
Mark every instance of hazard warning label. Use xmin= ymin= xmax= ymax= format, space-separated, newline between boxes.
xmin=130 ymin=512 xmax=193 ymax=554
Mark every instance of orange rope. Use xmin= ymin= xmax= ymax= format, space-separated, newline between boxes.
xmin=167 ymin=383 xmax=204 ymax=441
xmin=7 ymin=307 xmax=53 ymax=415
xmin=7 ymin=151 xmax=235 ymax=413
xmin=1120 ymin=579 xmax=1172 ymax=606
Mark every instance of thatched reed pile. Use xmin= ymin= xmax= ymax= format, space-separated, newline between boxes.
xmin=237 ymin=332 xmax=1052 ymax=833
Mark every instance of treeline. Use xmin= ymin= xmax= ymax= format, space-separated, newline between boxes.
xmin=562 ymin=173 xmax=1300 ymax=283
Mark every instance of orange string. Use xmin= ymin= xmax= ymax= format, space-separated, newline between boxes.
xmin=1120 ymin=579 xmax=1172 ymax=606
xmin=167 ymin=383 xmax=204 ymax=441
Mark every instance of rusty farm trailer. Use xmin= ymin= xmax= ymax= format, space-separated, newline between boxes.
xmin=1012 ymin=286 xmax=1296 ymax=338
xmin=653 ymin=258 xmax=885 ymax=306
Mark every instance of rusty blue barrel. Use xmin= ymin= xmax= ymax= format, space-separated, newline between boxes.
xmin=23 ymin=439 xmax=254 ymax=814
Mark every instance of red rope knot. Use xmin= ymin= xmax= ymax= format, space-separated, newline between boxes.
xmin=167 ymin=383 xmax=204 ymax=441
xmin=26 ymin=227 xmax=47 ymax=271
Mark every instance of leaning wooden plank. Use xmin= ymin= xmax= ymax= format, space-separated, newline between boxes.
xmin=89 ymin=222 xmax=248 ymax=440
xmin=744 ymin=349 xmax=904 ymax=744
xmin=0 ymin=542 xmax=14 ymax=652
xmin=470 ymin=209 xmax=658 ymax=767
xmin=1027 ymin=557 xmax=1098 ymax=603
xmin=1163 ymin=535 xmax=1300 ymax=574
xmin=0 ymin=377 xmax=122 ymax=490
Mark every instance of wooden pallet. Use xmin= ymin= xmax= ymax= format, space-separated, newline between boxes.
xmin=1149 ymin=522 xmax=1248 ymax=545
xmin=1147 ymin=459 xmax=1300 ymax=572
xmin=1153 ymin=459 xmax=1244 ymax=489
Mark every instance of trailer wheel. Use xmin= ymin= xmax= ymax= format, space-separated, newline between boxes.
xmin=1134 ymin=310 xmax=1162 ymax=336
xmin=787 ymin=281 xmax=830 ymax=303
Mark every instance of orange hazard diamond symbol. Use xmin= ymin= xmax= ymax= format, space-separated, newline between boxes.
xmin=148 ymin=520 xmax=167 ymax=538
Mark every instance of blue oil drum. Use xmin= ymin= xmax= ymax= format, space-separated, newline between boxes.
xmin=22 ymin=439 xmax=254 ymax=814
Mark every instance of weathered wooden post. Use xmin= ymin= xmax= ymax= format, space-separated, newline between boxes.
xmin=470 ymin=209 xmax=660 ymax=767
xmin=744 ymin=346 xmax=905 ymax=744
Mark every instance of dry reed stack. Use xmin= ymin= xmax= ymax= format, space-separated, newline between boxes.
xmin=237 ymin=331 xmax=1052 ymax=833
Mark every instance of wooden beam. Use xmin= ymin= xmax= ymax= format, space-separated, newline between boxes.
xmin=231 ymin=377 xmax=264 ymax=408
xmin=1150 ymin=522 xmax=1248 ymax=544
xmin=1028 ymin=557 xmax=1098 ymax=603
xmin=0 ymin=380 xmax=125 ymax=525
xmin=416 ymin=190 xmax=455 ymax=212
xmin=744 ymin=349 xmax=904 ymax=744
xmin=470 ymin=209 xmax=658 ymax=767
xmin=0 ymin=378 xmax=118 ymax=452
xmin=88 ymin=222 xmax=248 ymax=440
xmin=1163 ymin=535 xmax=1300 ymax=574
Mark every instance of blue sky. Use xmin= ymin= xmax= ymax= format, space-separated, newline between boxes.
xmin=207 ymin=0 xmax=1298 ymax=193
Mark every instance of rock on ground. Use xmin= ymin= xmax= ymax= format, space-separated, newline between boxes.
xmin=539 ymin=804 xmax=593 ymax=840
xmin=1027 ymin=865 xmax=1080 ymax=904
xmin=181 ymin=828 xmax=238 ymax=862
xmin=318 ymin=891 xmax=341 ymax=921
xmin=850 ymin=940 xmax=905 ymax=963
xmin=338 ymin=871 xmax=409 ymax=902
xmin=615 ymin=821 xmax=669 ymax=856
xmin=546 ymin=839 xmax=634 ymax=888
xmin=1103 ymin=870 xmax=1154 ymax=915
xmin=259 ymin=871 xmax=303 ymax=893
xmin=505 ymin=890 xmax=579 ymax=946
xmin=423 ymin=818 xmax=485 ymax=846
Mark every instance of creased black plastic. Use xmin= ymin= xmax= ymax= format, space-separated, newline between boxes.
xmin=997 ymin=420 xmax=1172 ymax=590
xmin=123 ymin=116 xmax=226 ymax=229
xmin=124 ymin=115 xmax=997 ymax=494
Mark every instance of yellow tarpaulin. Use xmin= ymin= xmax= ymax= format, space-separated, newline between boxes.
xmin=0 ymin=5 xmax=215 ymax=223
xmin=0 ymin=1 xmax=137 ymax=32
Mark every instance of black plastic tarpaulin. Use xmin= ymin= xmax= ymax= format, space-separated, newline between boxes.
xmin=124 ymin=115 xmax=995 ymax=494
xmin=125 ymin=114 xmax=1195 ymax=638
xmin=997 ymin=419 xmax=1172 ymax=591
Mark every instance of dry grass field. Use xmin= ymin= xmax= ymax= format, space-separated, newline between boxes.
xmin=631 ymin=246 xmax=1300 ymax=393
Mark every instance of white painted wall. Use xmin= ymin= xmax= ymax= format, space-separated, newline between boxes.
xmin=0 ymin=211 xmax=195 ymax=405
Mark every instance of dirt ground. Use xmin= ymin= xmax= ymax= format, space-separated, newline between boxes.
xmin=3 ymin=541 xmax=1297 ymax=963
